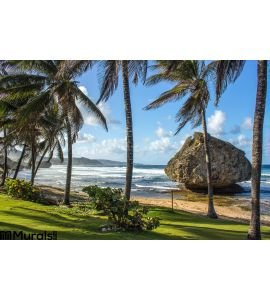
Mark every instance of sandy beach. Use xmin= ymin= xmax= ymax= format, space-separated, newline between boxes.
xmin=134 ymin=191 xmax=270 ymax=226
xmin=37 ymin=185 xmax=270 ymax=225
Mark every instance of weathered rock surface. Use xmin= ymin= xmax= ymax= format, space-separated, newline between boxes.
xmin=165 ymin=132 xmax=251 ymax=191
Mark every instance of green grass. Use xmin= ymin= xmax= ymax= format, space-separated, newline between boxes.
xmin=0 ymin=193 xmax=270 ymax=239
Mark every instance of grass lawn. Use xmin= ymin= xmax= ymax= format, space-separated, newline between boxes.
xmin=0 ymin=193 xmax=270 ymax=240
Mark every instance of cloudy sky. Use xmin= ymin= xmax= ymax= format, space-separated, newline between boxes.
xmin=71 ymin=61 xmax=270 ymax=165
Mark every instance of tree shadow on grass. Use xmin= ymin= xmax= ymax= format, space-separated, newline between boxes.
xmin=162 ymin=223 xmax=248 ymax=240
xmin=0 ymin=210 xmax=192 ymax=240
xmin=2 ymin=204 xmax=269 ymax=240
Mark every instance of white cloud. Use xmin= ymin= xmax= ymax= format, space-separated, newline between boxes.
xmin=208 ymin=110 xmax=226 ymax=136
xmin=77 ymin=133 xmax=96 ymax=143
xmin=149 ymin=137 xmax=177 ymax=153
xmin=242 ymin=117 xmax=253 ymax=130
xmin=146 ymin=126 xmax=187 ymax=153
xmin=78 ymin=85 xmax=120 ymax=127
xmin=155 ymin=126 xmax=173 ymax=138
xmin=231 ymin=134 xmax=251 ymax=148
xmin=100 ymin=138 xmax=126 ymax=154
xmin=72 ymin=137 xmax=127 ymax=159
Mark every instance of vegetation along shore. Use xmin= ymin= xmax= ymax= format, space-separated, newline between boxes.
xmin=0 ymin=60 xmax=269 ymax=239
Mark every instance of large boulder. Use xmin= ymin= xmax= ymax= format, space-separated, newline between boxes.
xmin=165 ymin=132 xmax=251 ymax=191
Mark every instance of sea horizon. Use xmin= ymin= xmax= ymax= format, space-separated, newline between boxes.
xmin=15 ymin=163 xmax=270 ymax=202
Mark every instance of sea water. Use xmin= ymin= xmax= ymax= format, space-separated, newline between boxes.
xmin=17 ymin=164 xmax=270 ymax=201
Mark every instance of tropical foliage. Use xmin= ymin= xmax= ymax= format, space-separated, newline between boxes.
xmin=0 ymin=60 xmax=268 ymax=239
xmin=98 ymin=60 xmax=147 ymax=200
xmin=0 ymin=60 xmax=108 ymax=205
xmin=83 ymin=185 xmax=160 ymax=231
xmin=5 ymin=178 xmax=40 ymax=200
xmin=145 ymin=60 xmax=218 ymax=218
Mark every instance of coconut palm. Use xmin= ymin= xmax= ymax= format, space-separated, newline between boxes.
xmin=145 ymin=60 xmax=218 ymax=218
xmin=33 ymin=105 xmax=66 ymax=179
xmin=13 ymin=144 xmax=27 ymax=179
xmin=0 ymin=127 xmax=7 ymax=186
xmin=0 ymin=60 xmax=108 ymax=205
xmin=98 ymin=60 xmax=147 ymax=200
xmin=214 ymin=60 xmax=268 ymax=239
xmin=0 ymin=80 xmax=61 ymax=184
xmin=0 ymin=65 xmax=9 ymax=185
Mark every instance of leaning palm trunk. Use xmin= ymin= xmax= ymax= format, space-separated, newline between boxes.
xmin=201 ymin=108 xmax=217 ymax=218
xmin=34 ymin=145 xmax=49 ymax=178
xmin=30 ymin=142 xmax=36 ymax=185
xmin=248 ymin=60 xmax=268 ymax=240
xmin=1 ymin=127 xmax=8 ymax=186
xmin=64 ymin=117 xmax=72 ymax=205
xmin=122 ymin=61 xmax=133 ymax=201
xmin=13 ymin=144 xmax=26 ymax=179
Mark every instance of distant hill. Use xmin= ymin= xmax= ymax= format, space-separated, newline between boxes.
xmin=6 ymin=151 xmax=158 ymax=169
xmin=51 ymin=157 xmax=126 ymax=167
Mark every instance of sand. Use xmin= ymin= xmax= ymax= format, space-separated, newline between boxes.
xmin=37 ymin=185 xmax=270 ymax=226
xmin=135 ymin=192 xmax=270 ymax=226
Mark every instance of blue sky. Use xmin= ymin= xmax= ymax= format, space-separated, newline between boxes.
xmin=72 ymin=61 xmax=270 ymax=165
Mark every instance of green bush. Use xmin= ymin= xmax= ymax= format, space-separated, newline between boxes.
xmin=82 ymin=185 xmax=123 ymax=211
xmin=82 ymin=185 xmax=160 ymax=232
xmin=5 ymin=178 xmax=40 ymax=201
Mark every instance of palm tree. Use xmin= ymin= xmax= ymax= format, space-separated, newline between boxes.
xmin=13 ymin=144 xmax=27 ymax=179
xmin=98 ymin=60 xmax=147 ymax=200
xmin=0 ymin=127 xmax=8 ymax=186
xmin=34 ymin=105 xmax=66 ymax=179
xmin=145 ymin=60 xmax=217 ymax=218
xmin=0 ymin=60 xmax=108 ymax=205
xmin=214 ymin=60 xmax=268 ymax=239
xmin=0 ymin=64 xmax=9 ymax=185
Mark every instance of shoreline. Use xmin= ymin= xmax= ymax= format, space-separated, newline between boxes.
xmin=136 ymin=196 xmax=270 ymax=226
xmin=36 ymin=184 xmax=270 ymax=226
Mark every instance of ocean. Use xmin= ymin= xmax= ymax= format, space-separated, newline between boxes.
xmin=17 ymin=164 xmax=270 ymax=201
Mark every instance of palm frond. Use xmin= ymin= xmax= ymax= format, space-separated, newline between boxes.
xmin=144 ymin=83 xmax=189 ymax=110
xmin=128 ymin=60 xmax=148 ymax=84
xmin=56 ymin=140 xmax=64 ymax=163
xmin=57 ymin=60 xmax=94 ymax=79
xmin=97 ymin=60 xmax=119 ymax=103
xmin=74 ymin=85 xmax=108 ymax=131
xmin=212 ymin=60 xmax=245 ymax=104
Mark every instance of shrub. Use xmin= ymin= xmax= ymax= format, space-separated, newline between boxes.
xmin=83 ymin=185 xmax=123 ymax=211
xmin=82 ymin=185 xmax=160 ymax=232
xmin=5 ymin=178 xmax=40 ymax=201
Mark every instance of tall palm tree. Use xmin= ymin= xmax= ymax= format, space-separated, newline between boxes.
xmin=0 ymin=60 xmax=108 ymax=205
xmin=34 ymin=105 xmax=66 ymax=178
xmin=0 ymin=64 xmax=9 ymax=185
xmin=98 ymin=60 xmax=147 ymax=200
xmin=0 ymin=127 xmax=7 ymax=186
xmin=248 ymin=61 xmax=268 ymax=239
xmin=214 ymin=60 xmax=268 ymax=239
xmin=13 ymin=144 xmax=27 ymax=179
xmin=145 ymin=60 xmax=217 ymax=218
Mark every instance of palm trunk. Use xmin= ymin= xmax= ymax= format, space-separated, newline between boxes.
xmin=34 ymin=145 xmax=49 ymax=178
xmin=201 ymin=108 xmax=217 ymax=219
xmin=64 ymin=117 xmax=72 ymax=205
xmin=1 ymin=127 xmax=8 ymax=186
xmin=13 ymin=144 xmax=26 ymax=179
xmin=122 ymin=61 xmax=133 ymax=201
xmin=30 ymin=142 xmax=36 ymax=186
xmin=248 ymin=60 xmax=267 ymax=240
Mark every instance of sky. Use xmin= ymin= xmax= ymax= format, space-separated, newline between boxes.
xmin=71 ymin=61 xmax=270 ymax=165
